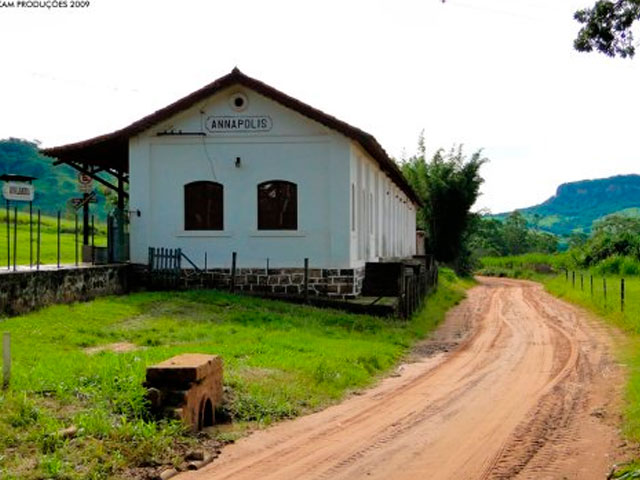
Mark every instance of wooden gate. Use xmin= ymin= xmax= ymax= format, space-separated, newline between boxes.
xmin=148 ymin=247 xmax=182 ymax=289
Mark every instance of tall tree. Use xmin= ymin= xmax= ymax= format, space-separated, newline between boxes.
xmin=503 ymin=211 xmax=529 ymax=255
xmin=574 ymin=0 xmax=640 ymax=57
xmin=402 ymin=138 xmax=486 ymax=272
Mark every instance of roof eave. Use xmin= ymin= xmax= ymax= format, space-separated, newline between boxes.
xmin=41 ymin=68 xmax=422 ymax=205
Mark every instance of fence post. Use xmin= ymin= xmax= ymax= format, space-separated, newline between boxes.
xmin=176 ymin=248 xmax=181 ymax=288
xmin=580 ymin=273 xmax=584 ymax=291
xmin=413 ymin=276 xmax=417 ymax=313
xmin=75 ymin=213 xmax=79 ymax=266
xmin=91 ymin=215 xmax=95 ymax=265
xmin=404 ymin=276 xmax=409 ymax=318
xmin=590 ymin=275 xmax=593 ymax=296
xmin=106 ymin=214 xmax=113 ymax=263
xmin=572 ymin=271 xmax=575 ymax=288
xmin=406 ymin=276 xmax=411 ymax=317
xmin=565 ymin=268 xmax=568 ymax=281
xmin=204 ymin=252 xmax=208 ymax=271
xmin=162 ymin=248 xmax=167 ymax=286
xmin=411 ymin=276 xmax=416 ymax=314
xmin=148 ymin=247 xmax=154 ymax=288
xmin=12 ymin=206 xmax=17 ymax=271
xmin=2 ymin=332 xmax=10 ymax=390
xmin=621 ymin=278 xmax=625 ymax=312
xmin=5 ymin=200 xmax=9 ymax=270
xmin=230 ymin=251 xmax=237 ymax=293
xmin=163 ymin=248 xmax=167 ymax=287
xmin=304 ymin=258 xmax=309 ymax=303
xmin=29 ymin=201 xmax=33 ymax=268
xmin=36 ymin=210 xmax=41 ymax=271
xmin=57 ymin=211 xmax=61 ymax=268
xmin=603 ymin=277 xmax=607 ymax=305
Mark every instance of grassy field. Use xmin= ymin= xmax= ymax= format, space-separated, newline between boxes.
xmin=478 ymin=252 xmax=572 ymax=277
xmin=0 ymin=211 xmax=106 ymax=267
xmin=0 ymin=268 xmax=473 ymax=479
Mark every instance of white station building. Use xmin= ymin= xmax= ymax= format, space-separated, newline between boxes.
xmin=44 ymin=69 xmax=420 ymax=298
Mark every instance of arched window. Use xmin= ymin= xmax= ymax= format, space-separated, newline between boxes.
xmin=257 ymin=180 xmax=297 ymax=230
xmin=184 ymin=181 xmax=223 ymax=230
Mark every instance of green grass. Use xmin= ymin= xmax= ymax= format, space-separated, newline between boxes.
xmin=480 ymin=252 xmax=640 ymax=278
xmin=478 ymin=253 xmax=572 ymax=279
xmin=0 ymin=211 xmax=106 ymax=266
xmin=0 ymin=268 xmax=472 ymax=479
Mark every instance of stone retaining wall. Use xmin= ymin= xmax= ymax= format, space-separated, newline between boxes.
xmin=0 ymin=265 xmax=130 ymax=317
xmin=197 ymin=267 xmax=365 ymax=300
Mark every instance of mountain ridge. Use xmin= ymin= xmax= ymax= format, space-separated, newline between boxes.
xmin=493 ymin=174 xmax=640 ymax=235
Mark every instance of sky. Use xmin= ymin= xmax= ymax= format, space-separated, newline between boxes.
xmin=1 ymin=0 xmax=639 ymax=213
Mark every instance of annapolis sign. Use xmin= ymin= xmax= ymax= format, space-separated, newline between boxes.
xmin=204 ymin=115 xmax=272 ymax=133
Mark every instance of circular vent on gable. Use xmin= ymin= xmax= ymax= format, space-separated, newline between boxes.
xmin=229 ymin=92 xmax=248 ymax=112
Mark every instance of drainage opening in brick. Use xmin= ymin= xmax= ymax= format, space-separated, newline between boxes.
xmin=200 ymin=397 xmax=214 ymax=429
xmin=144 ymin=354 xmax=223 ymax=431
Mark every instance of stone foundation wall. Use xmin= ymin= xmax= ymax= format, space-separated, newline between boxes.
xmin=0 ymin=265 xmax=130 ymax=317
xmin=198 ymin=267 xmax=366 ymax=300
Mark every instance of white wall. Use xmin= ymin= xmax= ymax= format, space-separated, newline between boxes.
xmin=349 ymin=144 xmax=417 ymax=267
xmin=128 ymin=83 xmax=416 ymax=270
xmin=129 ymin=86 xmax=351 ymax=268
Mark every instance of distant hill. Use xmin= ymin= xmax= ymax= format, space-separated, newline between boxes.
xmin=0 ymin=138 xmax=108 ymax=218
xmin=493 ymin=174 xmax=640 ymax=236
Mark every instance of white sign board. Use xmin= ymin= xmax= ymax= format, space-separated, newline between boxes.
xmin=2 ymin=182 xmax=34 ymax=202
xmin=204 ymin=115 xmax=272 ymax=133
xmin=78 ymin=173 xmax=93 ymax=193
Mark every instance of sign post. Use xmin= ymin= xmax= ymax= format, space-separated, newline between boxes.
xmin=1 ymin=174 xmax=37 ymax=271
xmin=78 ymin=172 xmax=93 ymax=246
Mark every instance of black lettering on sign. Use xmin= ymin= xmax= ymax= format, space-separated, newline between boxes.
xmin=205 ymin=115 xmax=273 ymax=133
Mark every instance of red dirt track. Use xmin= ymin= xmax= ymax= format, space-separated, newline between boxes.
xmin=180 ymin=277 xmax=626 ymax=480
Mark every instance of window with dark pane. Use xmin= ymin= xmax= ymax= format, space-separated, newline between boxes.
xmin=257 ymin=181 xmax=297 ymax=230
xmin=184 ymin=181 xmax=223 ymax=230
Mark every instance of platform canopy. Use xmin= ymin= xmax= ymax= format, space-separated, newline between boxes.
xmin=41 ymin=134 xmax=129 ymax=203
xmin=0 ymin=174 xmax=37 ymax=183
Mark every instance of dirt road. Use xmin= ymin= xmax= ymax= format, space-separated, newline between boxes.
xmin=180 ymin=277 xmax=626 ymax=480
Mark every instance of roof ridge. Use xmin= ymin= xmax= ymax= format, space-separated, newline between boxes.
xmin=42 ymin=70 xmax=421 ymax=205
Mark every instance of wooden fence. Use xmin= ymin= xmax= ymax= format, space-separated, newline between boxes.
xmin=398 ymin=257 xmax=438 ymax=318
xmin=363 ymin=255 xmax=438 ymax=318
xmin=148 ymin=247 xmax=438 ymax=318
xmin=566 ymin=269 xmax=626 ymax=312
xmin=148 ymin=247 xmax=182 ymax=289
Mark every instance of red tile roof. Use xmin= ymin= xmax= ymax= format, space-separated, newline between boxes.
xmin=42 ymin=68 xmax=420 ymax=205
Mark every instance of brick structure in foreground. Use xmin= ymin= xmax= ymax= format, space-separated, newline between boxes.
xmin=145 ymin=354 xmax=223 ymax=431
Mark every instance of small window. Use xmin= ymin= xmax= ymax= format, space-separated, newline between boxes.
xmin=184 ymin=181 xmax=223 ymax=230
xmin=229 ymin=92 xmax=248 ymax=112
xmin=258 ymin=180 xmax=297 ymax=230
